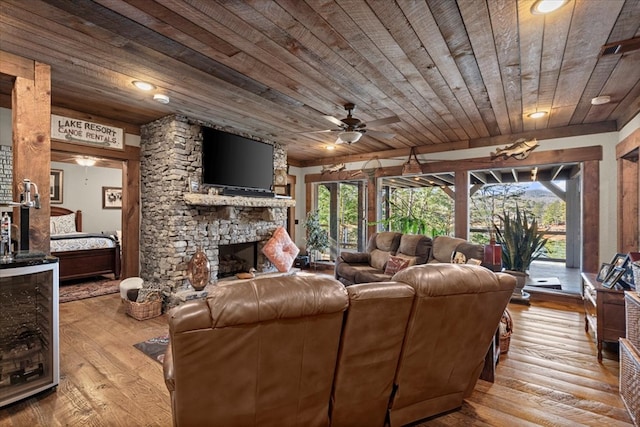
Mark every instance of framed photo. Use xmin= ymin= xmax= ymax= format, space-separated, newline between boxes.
xmin=610 ymin=253 xmax=630 ymax=269
xmin=50 ymin=169 xmax=63 ymax=204
xmin=602 ymin=266 xmax=625 ymax=289
xmin=102 ymin=186 xmax=122 ymax=209
xmin=596 ymin=263 xmax=611 ymax=282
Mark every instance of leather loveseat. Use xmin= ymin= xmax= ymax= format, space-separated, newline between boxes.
xmin=335 ymin=232 xmax=485 ymax=286
xmin=163 ymin=263 xmax=515 ymax=427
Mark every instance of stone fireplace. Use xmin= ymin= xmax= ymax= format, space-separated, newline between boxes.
xmin=139 ymin=115 xmax=293 ymax=307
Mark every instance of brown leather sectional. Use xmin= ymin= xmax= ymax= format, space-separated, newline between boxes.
xmin=163 ymin=263 xmax=515 ymax=427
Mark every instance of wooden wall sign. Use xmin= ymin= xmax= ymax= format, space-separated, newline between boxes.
xmin=51 ymin=114 xmax=124 ymax=150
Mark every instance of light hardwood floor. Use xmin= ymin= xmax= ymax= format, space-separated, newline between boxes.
xmin=0 ymin=293 xmax=634 ymax=426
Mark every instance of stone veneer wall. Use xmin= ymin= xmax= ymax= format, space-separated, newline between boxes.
xmin=140 ymin=115 xmax=289 ymax=306
xmin=0 ymin=145 xmax=11 ymax=205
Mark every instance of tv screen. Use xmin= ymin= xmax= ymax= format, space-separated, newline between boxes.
xmin=201 ymin=127 xmax=274 ymax=193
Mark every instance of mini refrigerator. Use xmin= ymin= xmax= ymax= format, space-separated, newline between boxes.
xmin=0 ymin=259 xmax=59 ymax=407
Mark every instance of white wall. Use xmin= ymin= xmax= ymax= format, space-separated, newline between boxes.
xmin=51 ymin=161 xmax=122 ymax=233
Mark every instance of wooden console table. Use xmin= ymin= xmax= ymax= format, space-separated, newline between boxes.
xmin=581 ymin=272 xmax=626 ymax=361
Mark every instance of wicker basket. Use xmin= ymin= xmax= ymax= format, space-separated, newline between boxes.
xmin=626 ymin=292 xmax=640 ymax=352
xmin=620 ymin=338 xmax=639 ymax=426
xmin=499 ymin=309 xmax=513 ymax=354
xmin=123 ymin=298 xmax=162 ymax=321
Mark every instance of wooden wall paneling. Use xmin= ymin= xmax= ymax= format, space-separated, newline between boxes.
xmin=616 ymin=128 xmax=640 ymax=253
xmin=454 ymin=170 xmax=469 ymax=239
xmin=286 ymin=174 xmax=296 ymax=242
xmin=582 ymin=160 xmax=599 ymax=273
xmin=11 ymin=61 xmax=51 ymax=254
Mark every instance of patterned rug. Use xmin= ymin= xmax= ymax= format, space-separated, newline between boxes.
xmin=134 ymin=335 xmax=169 ymax=364
xmin=59 ymin=276 xmax=120 ymax=303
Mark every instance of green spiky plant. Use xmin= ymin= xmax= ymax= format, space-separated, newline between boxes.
xmin=305 ymin=210 xmax=329 ymax=264
xmin=493 ymin=205 xmax=548 ymax=273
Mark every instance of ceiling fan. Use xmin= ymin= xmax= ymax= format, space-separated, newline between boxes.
xmin=312 ymin=103 xmax=400 ymax=144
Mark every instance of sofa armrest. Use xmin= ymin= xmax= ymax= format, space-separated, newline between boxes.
xmin=163 ymin=342 xmax=175 ymax=392
xmin=339 ymin=252 xmax=370 ymax=264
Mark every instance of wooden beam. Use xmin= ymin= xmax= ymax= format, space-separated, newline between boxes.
xmin=454 ymin=171 xmax=468 ymax=239
xmin=12 ymin=61 xmax=51 ymax=253
xmin=0 ymin=50 xmax=35 ymax=80
xmin=583 ymin=160 xmax=599 ymax=273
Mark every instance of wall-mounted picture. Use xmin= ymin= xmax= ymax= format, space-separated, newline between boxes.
xmin=102 ymin=186 xmax=122 ymax=209
xmin=50 ymin=169 xmax=63 ymax=204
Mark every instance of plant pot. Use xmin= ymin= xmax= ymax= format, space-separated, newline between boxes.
xmin=503 ymin=270 xmax=527 ymax=297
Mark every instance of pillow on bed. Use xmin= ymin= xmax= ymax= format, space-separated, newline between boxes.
xmin=51 ymin=213 xmax=76 ymax=234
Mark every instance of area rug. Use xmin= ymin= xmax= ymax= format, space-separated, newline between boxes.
xmin=59 ymin=276 xmax=120 ymax=303
xmin=134 ymin=335 xmax=169 ymax=364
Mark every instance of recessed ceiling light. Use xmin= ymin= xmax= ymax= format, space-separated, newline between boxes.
xmin=153 ymin=93 xmax=170 ymax=104
xmin=132 ymin=81 xmax=155 ymax=91
xmin=325 ymin=145 xmax=335 ymax=151
xmin=531 ymin=0 xmax=568 ymax=15
xmin=591 ymin=95 xmax=611 ymax=105
xmin=528 ymin=111 xmax=548 ymax=119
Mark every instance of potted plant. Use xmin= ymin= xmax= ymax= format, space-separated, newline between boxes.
xmin=493 ymin=205 xmax=548 ymax=297
xmin=305 ymin=210 xmax=329 ymax=266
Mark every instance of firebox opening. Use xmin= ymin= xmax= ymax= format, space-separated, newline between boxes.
xmin=218 ymin=242 xmax=257 ymax=278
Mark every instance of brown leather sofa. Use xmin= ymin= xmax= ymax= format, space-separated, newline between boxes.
xmin=164 ymin=264 xmax=515 ymax=427
xmin=335 ymin=232 xmax=485 ymax=286
xmin=334 ymin=232 xmax=432 ymax=286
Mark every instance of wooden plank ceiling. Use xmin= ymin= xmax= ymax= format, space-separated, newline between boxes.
xmin=1 ymin=0 xmax=639 ymax=166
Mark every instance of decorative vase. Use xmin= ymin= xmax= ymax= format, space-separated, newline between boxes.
xmin=187 ymin=248 xmax=210 ymax=291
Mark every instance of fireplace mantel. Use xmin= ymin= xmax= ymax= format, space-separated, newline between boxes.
xmin=184 ymin=193 xmax=295 ymax=208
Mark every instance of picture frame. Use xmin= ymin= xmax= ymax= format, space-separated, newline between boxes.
xmin=50 ymin=169 xmax=63 ymax=204
xmin=602 ymin=266 xmax=625 ymax=289
xmin=102 ymin=186 xmax=122 ymax=209
xmin=610 ymin=253 xmax=630 ymax=270
xmin=596 ymin=263 xmax=611 ymax=282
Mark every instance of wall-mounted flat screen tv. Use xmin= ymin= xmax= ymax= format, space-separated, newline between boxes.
xmin=201 ymin=127 xmax=274 ymax=194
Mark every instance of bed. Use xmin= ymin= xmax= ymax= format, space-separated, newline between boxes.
xmin=50 ymin=207 xmax=121 ymax=282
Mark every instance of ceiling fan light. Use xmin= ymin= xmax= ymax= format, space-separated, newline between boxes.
xmin=339 ymin=131 xmax=362 ymax=143
xmin=76 ymin=156 xmax=97 ymax=167
xmin=531 ymin=0 xmax=568 ymax=14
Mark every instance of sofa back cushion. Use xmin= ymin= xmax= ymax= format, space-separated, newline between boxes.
xmin=331 ymin=281 xmax=415 ymax=426
xmin=430 ymin=235 xmax=467 ymax=262
xmin=397 ymin=234 xmax=432 ymax=265
xmin=388 ymin=264 xmax=515 ymax=426
xmin=167 ymin=275 xmax=349 ymax=427
xmin=367 ymin=232 xmax=402 ymax=270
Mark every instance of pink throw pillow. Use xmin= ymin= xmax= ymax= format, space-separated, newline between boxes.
xmin=262 ymin=227 xmax=300 ymax=272
xmin=384 ymin=255 xmax=410 ymax=275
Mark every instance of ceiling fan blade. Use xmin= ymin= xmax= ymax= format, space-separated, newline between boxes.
xmin=366 ymin=129 xmax=396 ymax=139
xmin=365 ymin=115 xmax=400 ymax=128
xmin=324 ymin=115 xmax=345 ymax=127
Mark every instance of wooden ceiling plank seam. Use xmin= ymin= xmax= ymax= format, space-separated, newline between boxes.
xmin=306 ymin=0 xmax=458 ymax=143
xmin=516 ymin=0 xmax=544 ymax=133
xmin=457 ymin=0 xmax=512 ymax=135
xmin=366 ymin=0 xmax=478 ymax=141
xmin=400 ymin=0 xmax=491 ymax=138
xmin=488 ymin=0 xmax=524 ymax=133
xmin=611 ymin=78 xmax=640 ymax=130
xmin=533 ymin=1 xmax=574 ymax=130
xmin=375 ymin=0 xmax=483 ymax=141
xmin=548 ymin=0 xmax=626 ymax=128
xmin=570 ymin=55 xmax=621 ymax=125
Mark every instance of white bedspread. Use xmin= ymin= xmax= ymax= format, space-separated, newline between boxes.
xmin=50 ymin=232 xmax=117 ymax=252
